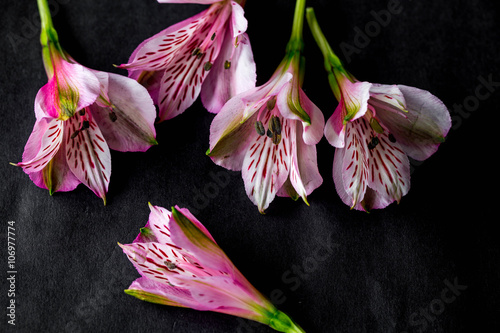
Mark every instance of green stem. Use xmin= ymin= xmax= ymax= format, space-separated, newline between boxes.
xmin=305 ymin=7 xmax=343 ymax=69
xmin=37 ymin=0 xmax=66 ymax=77
xmin=289 ymin=0 xmax=306 ymax=47
xmin=306 ymin=7 xmax=347 ymax=101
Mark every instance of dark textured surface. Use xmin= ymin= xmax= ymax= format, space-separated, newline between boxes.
xmin=0 ymin=0 xmax=498 ymax=332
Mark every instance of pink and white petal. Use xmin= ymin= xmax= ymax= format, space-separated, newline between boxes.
xmin=332 ymin=146 xmax=356 ymax=208
xmin=340 ymin=78 xmax=372 ymax=122
xmin=169 ymin=207 xmax=232 ymax=273
xmin=298 ymin=88 xmax=325 ymax=145
xmin=287 ymin=121 xmax=323 ymax=202
xmin=338 ymin=120 xmax=370 ymax=209
xmin=201 ymin=32 xmax=256 ymax=113
xmin=157 ymin=32 xmax=224 ymax=121
xmin=230 ymin=1 xmax=248 ymax=37
xmin=17 ymin=117 xmax=63 ymax=173
xmin=242 ymin=116 xmax=292 ymax=213
xmin=119 ymin=10 xmax=209 ymax=73
xmin=208 ymin=96 xmax=260 ymax=171
xmin=133 ymin=204 xmax=174 ymax=244
xmin=380 ymin=85 xmax=452 ymax=161
xmin=324 ymin=103 xmax=346 ymax=148
xmin=89 ymin=72 xmax=157 ymax=152
xmin=362 ymin=118 xmax=410 ymax=209
xmin=125 ymin=277 xmax=197 ymax=309
xmin=65 ymin=116 xmax=111 ymax=202
xmin=369 ymin=84 xmax=407 ymax=112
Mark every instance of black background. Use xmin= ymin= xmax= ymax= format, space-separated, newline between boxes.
xmin=1 ymin=0 xmax=498 ymax=332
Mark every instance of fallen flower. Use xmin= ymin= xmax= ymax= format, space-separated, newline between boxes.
xmin=306 ymin=8 xmax=451 ymax=211
xmin=12 ymin=0 xmax=157 ymax=203
xmin=119 ymin=0 xmax=256 ymax=121
xmin=120 ymin=204 xmax=306 ymax=332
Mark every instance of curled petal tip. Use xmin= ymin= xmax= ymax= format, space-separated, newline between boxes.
xmin=9 ymin=162 xmax=18 ymax=167
xmin=205 ymin=148 xmax=212 ymax=156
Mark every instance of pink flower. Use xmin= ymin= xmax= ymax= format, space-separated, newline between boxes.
xmin=207 ymin=0 xmax=324 ymax=213
xmin=307 ymin=8 xmax=451 ymax=211
xmin=119 ymin=0 xmax=256 ymax=121
xmin=12 ymin=0 xmax=157 ymax=203
xmin=120 ymin=204 xmax=305 ymax=333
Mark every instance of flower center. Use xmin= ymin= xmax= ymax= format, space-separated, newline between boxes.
xmin=254 ymin=97 xmax=282 ymax=145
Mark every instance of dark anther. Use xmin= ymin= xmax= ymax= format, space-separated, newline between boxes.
xmin=266 ymin=129 xmax=272 ymax=138
xmin=255 ymin=121 xmax=265 ymax=136
xmin=78 ymin=109 xmax=85 ymax=116
xmin=192 ymin=47 xmax=201 ymax=56
xmin=211 ymin=33 xmax=216 ymax=41
xmin=272 ymin=132 xmax=282 ymax=145
xmin=224 ymin=60 xmax=231 ymax=69
xmin=388 ymin=133 xmax=396 ymax=143
xmin=197 ymin=52 xmax=204 ymax=59
xmin=70 ymin=130 xmax=80 ymax=139
xmin=109 ymin=111 xmax=117 ymax=122
xmin=165 ymin=261 xmax=177 ymax=270
xmin=368 ymin=136 xmax=379 ymax=150
xmin=81 ymin=120 xmax=90 ymax=130
xmin=267 ymin=98 xmax=276 ymax=111
xmin=271 ymin=116 xmax=281 ymax=135
xmin=204 ymin=62 xmax=213 ymax=71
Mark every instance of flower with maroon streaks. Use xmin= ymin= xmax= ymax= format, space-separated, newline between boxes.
xmin=12 ymin=0 xmax=157 ymax=204
xmin=120 ymin=204 xmax=306 ymax=332
xmin=118 ymin=0 xmax=256 ymax=121
xmin=306 ymin=8 xmax=451 ymax=211
xmin=207 ymin=0 xmax=324 ymax=213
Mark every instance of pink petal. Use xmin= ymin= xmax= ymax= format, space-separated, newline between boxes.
xmin=334 ymin=120 xmax=369 ymax=209
xmin=89 ymin=72 xmax=157 ymax=152
xmin=298 ymin=87 xmax=325 ymax=145
xmin=37 ymin=61 xmax=100 ymax=119
xmin=119 ymin=10 xmax=209 ymax=73
xmin=208 ymin=72 xmax=293 ymax=170
xmin=16 ymin=117 xmax=64 ymax=173
xmin=369 ymin=84 xmax=407 ymax=111
xmin=126 ymin=276 xmax=197 ymax=308
xmin=339 ymin=78 xmax=372 ymax=122
xmin=377 ymin=85 xmax=451 ymax=161
xmin=157 ymin=28 xmax=225 ymax=121
xmin=229 ymin=1 xmax=247 ymax=37
xmin=169 ymin=207 xmax=232 ymax=273
xmin=362 ymin=118 xmax=410 ymax=210
xmin=286 ymin=121 xmax=323 ymax=202
xmin=64 ymin=115 xmax=111 ymax=202
xmin=241 ymin=115 xmax=292 ymax=213
xmin=201 ymin=32 xmax=256 ymax=113
xmin=324 ymin=103 xmax=346 ymax=148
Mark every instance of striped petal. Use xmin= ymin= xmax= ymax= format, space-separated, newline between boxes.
xmin=334 ymin=119 xmax=369 ymax=209
xmin=64 ymin=115 xmax=111 ymax=202
xmin=119 ymin=9 xmax=209 ymax=73
xmin=16 ymin=117 xmax=63 ymax=173
xmin=241 ymin=114 xmax=291 ymax=213
xmin=200 ymin=32 xmax=256 ymax=113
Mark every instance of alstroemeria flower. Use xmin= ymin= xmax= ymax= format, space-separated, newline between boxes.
xmin=120 ymin=204 xmax=305 ymax=333
xmin=12 ymin=0 xmax=157 ymax=203
xmin=119 ymin=0 xmax=256 ymax=121
xmin=306 ymin=8 xmax=451 ymax=211
xmin=207 ymin=0 xmax=324 ymax=213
